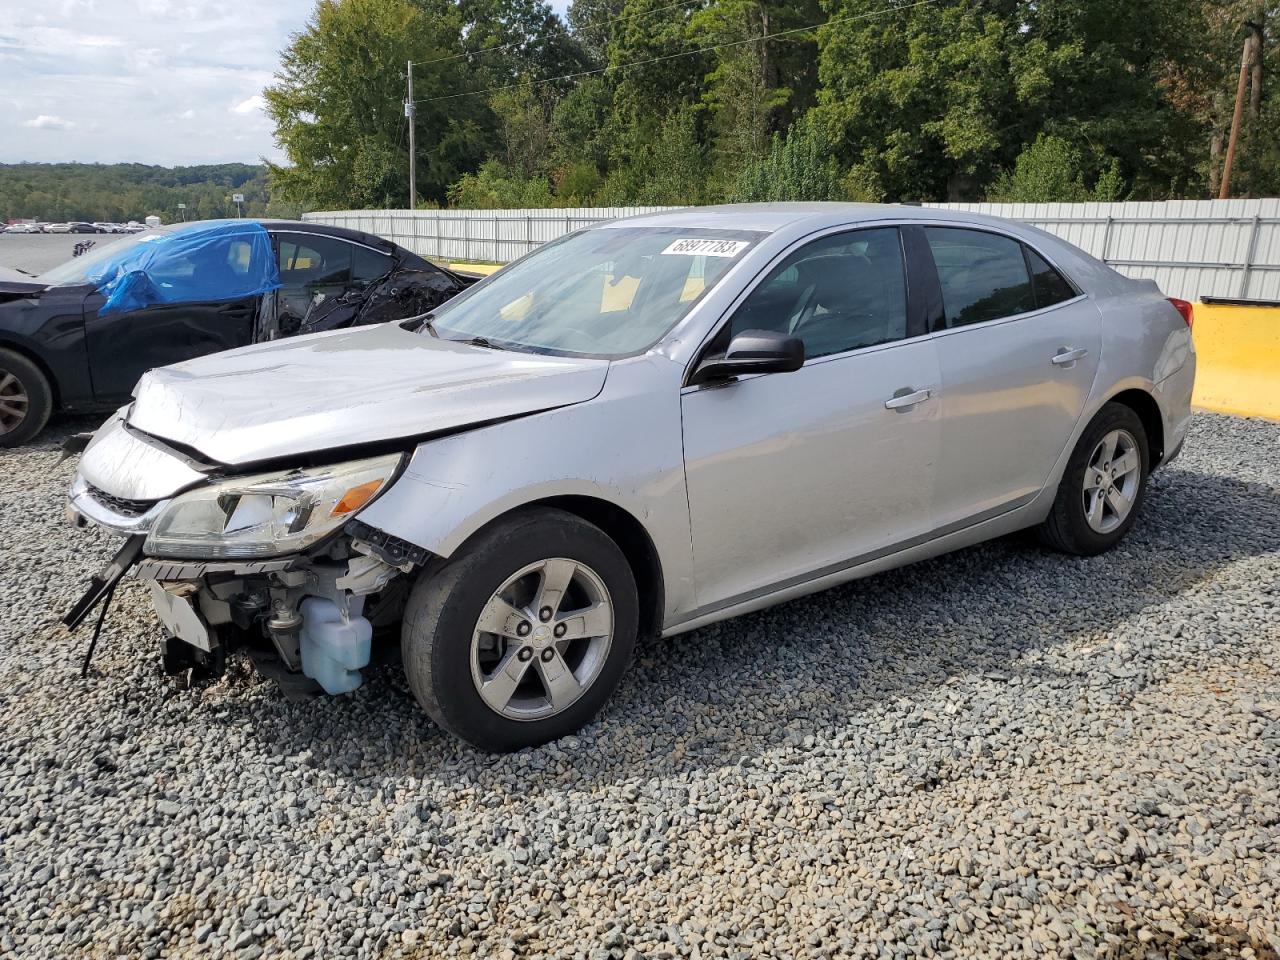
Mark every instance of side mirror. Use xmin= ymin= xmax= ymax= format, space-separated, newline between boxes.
xmin=691 ymin=329 xmax=805 ymax=385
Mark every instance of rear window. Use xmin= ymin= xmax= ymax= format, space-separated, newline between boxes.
xmin=1026 ymin=247 xmax=1077 ymax=308
xmin=925 ymin=228 xmax=1036 ymax=327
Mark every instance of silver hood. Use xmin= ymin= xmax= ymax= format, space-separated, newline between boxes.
xmin=126 ymin=323 xmax=610 ymax=465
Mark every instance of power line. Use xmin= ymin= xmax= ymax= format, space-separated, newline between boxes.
xmin=408 ymin=0 xmax=704 ymax=69
xmin=414 ymin=0 xmax=940 ymax=105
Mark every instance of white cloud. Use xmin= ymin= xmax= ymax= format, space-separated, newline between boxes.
xmin=23 ymin=114 xmax=74 ymax=130
xmin=230 ymin=94 xmax=266 ymax=115
xmin=1 ymin=0 xmax=314 ymax=165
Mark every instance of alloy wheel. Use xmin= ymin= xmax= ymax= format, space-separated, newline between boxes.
xmin=1082 ymin=428 xmax=1141 ymax=534
xmin=0 ymin=370 xmax=29 ymax=436
xmin=470 ymin=558 xmax=614 ymax=721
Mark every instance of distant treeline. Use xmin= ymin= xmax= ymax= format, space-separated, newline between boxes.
xmin=0 ymin=163 xmax=305 ymax=223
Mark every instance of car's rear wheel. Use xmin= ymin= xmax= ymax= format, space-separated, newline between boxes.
xmin=0 ymin=348 xmax=53 ymax=448
xmin=401 ymin=508 xmax=638 ymax=752
xmin=1039 ymin=402 xmax=1149 ymax=556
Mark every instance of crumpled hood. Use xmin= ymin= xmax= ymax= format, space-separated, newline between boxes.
xmin=127 ymin=323 xmax=609 ymax=465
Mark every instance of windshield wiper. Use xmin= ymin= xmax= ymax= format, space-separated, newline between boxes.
xmin=457 ymin=336 xmax=501 ymax=349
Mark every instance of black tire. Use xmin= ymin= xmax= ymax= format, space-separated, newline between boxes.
xmin=1038 ymin=402 xmax=1150 ymax=556
xmin=0 ymin=348 xmax=53 ymax=448
xmin=401 ymin=507 xmax=638 ymax=752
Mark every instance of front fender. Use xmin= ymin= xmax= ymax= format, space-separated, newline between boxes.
xmin=356 ymin=356 xmax=698 ymax=622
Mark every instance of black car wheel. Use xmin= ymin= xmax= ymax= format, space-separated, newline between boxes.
xmin=0 ymin=348 xmax=54 ymax=447
xmin=1038 ymin=402 xmax=1150 ymax=556
xmin=401 ymin=507 xmax=638 ymax=752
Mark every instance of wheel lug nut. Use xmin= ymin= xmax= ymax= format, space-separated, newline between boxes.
xmin=553 ymin=623 xmax=567 ymax=638
xmin=539 ymin=607 xmax=553 ymax=622
xmin=516 ymin=621 xmax=531 ymax=637
xmin=540 ymin=648 xmax=554 ymax=662
xmin=518 ymin=646 xmax=533 ymax=662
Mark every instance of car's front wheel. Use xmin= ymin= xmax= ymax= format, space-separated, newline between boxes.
xmin=1039 ymin=402 xmax=1150 ymax=556
xmin=401 ymin=508 xmax=638 ymax=751
xmin=0 ymin=348 xmax=53 ymax=448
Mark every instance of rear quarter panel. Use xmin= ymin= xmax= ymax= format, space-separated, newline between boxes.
xmin=1023 ymin=227 xmax=1195 ymax=466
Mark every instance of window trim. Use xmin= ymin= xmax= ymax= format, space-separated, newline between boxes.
xmin=683 ymin=223 xmax=921 ymax=388
xmin=917 ymin=223 xmax=1086 ymax=334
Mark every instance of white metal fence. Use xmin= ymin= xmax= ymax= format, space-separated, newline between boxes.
xmin=302 ymin=207 xmax=677 ymax=266
xmin=304 ymin=199 xmax=1280 ymax=302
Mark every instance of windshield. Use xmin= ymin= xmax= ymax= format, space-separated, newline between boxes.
xmin=426 ymin=226 xmax=764 ymax=357
xmin=37 ymin=227 xmax=177 ymax=286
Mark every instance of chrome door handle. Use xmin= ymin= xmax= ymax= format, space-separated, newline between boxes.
xmin=885 ymin=388 xmax=931 ymax=410
xmin=1051 ymin=347 xmax=1089 ymax=366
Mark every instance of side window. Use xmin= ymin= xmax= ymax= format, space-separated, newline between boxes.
xmin=1025 ymin=247 xmax=1076 ymax=308
xmin=925 ymin=228 xmax=1035 ymax=327
xmin=351 ymin=245 xmax=394 ymax=285
xmin=276 ymin=234 xmax=353 ymax=287
xmin=728 ymin=227 xmax=908 ymax=360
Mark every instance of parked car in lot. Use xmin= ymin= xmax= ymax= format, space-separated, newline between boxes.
xmin=45 ymin=223 xmax=71 ymax=234
xmin=3 ymin=223 xmax=43 ymax=234
xmin=67 ymin=203 xmax=1195 ymax=751
xmin=0 ymin=218 xmax=475 ymax=445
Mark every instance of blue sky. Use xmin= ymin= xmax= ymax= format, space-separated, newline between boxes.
xmin=3 ymin=0 xmax=571 ymax=167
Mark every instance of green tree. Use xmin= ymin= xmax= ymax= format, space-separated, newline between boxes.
xmin=264 ymin=0 xmax=489 ymax=208
xmin=689 ymin=0 xmax=822 ymax=187
xmin=731 ymin=115 xmax=842 ymax=201
xmin=447 ymin=158 xmax=556 ymax=206
xmin=815 ymin=0 xmax=1206 ymax=202
xmin=987 ymin=134 xmax=1126 ymax=202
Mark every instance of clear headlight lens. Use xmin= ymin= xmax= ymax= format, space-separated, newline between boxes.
xmin=144 ymin=453 xmax=403 ymax=559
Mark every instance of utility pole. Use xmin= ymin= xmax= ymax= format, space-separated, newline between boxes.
xmin=1219 ymin=23 xmax=1263 ymax=199
xmin=406 ymin=61 xmax=416 ymax=210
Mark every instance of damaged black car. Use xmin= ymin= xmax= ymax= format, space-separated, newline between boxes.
xmin=0 ymin=219 xmax=477 ymax=446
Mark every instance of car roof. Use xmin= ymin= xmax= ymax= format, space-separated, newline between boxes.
xmin=260 ymin=219 xmax=392 ymax=248
xmin=604 ymin=202 xmax=1039 ymax=233
xmin=600 ymin=202 xmax=1127 ymax=296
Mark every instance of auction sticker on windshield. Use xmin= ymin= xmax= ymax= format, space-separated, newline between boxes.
xmin=661 ymin=238 xmax=750 ymax=257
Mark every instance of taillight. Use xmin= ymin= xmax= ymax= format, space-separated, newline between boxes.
xmin=1168 ymin=297 xmax=1194 ymax=330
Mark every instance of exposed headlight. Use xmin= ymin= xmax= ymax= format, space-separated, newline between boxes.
xmin=144 ymin=453 xmax=403 ymax=559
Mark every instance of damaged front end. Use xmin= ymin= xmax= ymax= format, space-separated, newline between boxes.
xmin=66 ymin=417 xmax=425 ymax=697
xmin=136 ymin=521 xmax=421 ymax=696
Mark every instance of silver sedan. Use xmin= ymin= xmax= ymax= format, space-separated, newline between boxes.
xmin=68 ymin=203 xmax=1196 ymax=751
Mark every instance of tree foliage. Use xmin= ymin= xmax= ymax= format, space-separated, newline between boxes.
xmin=252 ymin=0 xmax=1278 ymax=210
xmin=732 ymin=116 xmax=841 ymax=202
xmin=0 ymin=163 xmax=285 ymax=223
xmin=987 ymin=135 xmax=1126 ymax=202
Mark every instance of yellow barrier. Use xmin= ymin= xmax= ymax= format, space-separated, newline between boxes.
xmin=448 ymin=261 xmax=503 ymax=276
xmin=1192 ymin=302 xmax=1280 ymax=421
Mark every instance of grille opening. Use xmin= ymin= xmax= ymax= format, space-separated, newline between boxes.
xmin=86 ymin=483 xmax=157 ymax=519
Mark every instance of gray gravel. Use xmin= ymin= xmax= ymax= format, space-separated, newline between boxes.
xmin=2 ymin=412 xmax=1278 ymax=959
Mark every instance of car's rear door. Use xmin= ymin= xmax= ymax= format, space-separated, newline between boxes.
xmin=920 ymin=225 xmax=1102 ymax=529
xmin=680 ymin=226 xmax=942 ymax=611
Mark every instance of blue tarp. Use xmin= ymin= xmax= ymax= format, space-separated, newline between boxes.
xmin=86 ymin=219 xmax=281 ymax=316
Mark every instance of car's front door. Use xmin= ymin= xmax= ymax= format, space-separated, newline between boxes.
xmin=680 ymin=226 xmax=942 ymax=612
xmin=921 ymin=226 xmax=1102 ymax=528
xmin=82 ymin=234 xmax=260 ymax=403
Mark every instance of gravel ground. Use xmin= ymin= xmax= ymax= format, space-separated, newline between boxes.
xmin=1 ymin=412 xmax=1278 ymax=960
